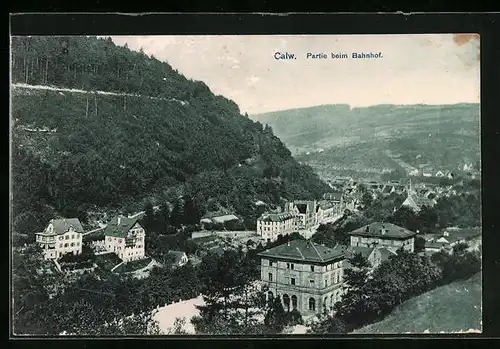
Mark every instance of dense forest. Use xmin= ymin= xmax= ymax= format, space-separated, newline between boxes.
xmin=11 ymin=36 xmax=329 ymax=236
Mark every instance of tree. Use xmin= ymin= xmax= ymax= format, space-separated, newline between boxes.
xmin=196 ymin=250 xmax=244 ymax=319
xmin=156 ymin=202 xmax=171 ymax=234
xmin=414 ymin=236 xmax=426 ymax=253
xmin=183 ymin=195 xmax=203 ymax=226
xmin=165 ymin=317 xmax=188 ymax=335
xmin=307 ymin=314 xmax=348 ymax=334
xmin=264 ymin=295 xmax=287 ymax=333
xmin=170 ymin=199 xmax=184 ymax=228
xmin=333 ymin=252 xmax=372 ymax=329
xmin=142 ymin=201 xmax=155 ymax=232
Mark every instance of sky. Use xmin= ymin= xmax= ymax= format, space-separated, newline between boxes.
xmin=111 ymin=34 xmax=480 ymax=115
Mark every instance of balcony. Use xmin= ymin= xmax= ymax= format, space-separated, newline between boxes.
xmin=261 ymin=279 xmax=344 ymax=295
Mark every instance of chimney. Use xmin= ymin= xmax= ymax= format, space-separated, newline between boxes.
xmin=118 ymin=216 xmax=121 ymax=225
xmin=365 ymin=225 xmax=370 ymax=233
xmin=287 ymin=241 xmax=291 ymax=247
xmin=381 ymin=225 xmax=387 ymax=235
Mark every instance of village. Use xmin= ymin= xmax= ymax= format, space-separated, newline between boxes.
xmin=24 ymin=163 xmax=481 ymax=334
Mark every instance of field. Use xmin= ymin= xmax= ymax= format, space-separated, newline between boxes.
xmin=352 ymin=273 xmax=482 ymax=334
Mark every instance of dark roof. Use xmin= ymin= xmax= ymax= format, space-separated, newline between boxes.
xmin=324 ymin=192 xmax=342 ymax=201
xmin=382 ymin=186 xmax=394 ymax=193
xmin=104 ymin=215 xmax=142 ymax=238
xmin=349 ymin=246 xmax=375 ymax=259
xmin=405 ymin=193 xmax=436 ymax=208
xmin=348 ymin=222 xmax=417 ymax=239
xmin=425 ymin=240 xmax=446 ymax=249
xmin=258 ymin=212 xmax=295 ymax=222
xmin=167 ymin=250 xmax=187 ymax=264
xmin=258 ymin=239 xmax=345 ymax=264
xmin=294 ymin=200 xmax=316 ymax=214
xmin=318 ymin=200 xmax=334 ymax=209
xmin=295 ymin=203 xmax=308 ymax=214
xmin=44 ymin=218 xmax=84 ymax=235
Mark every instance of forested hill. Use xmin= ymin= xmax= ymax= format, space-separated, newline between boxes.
xmin=252 ymin=103 xmax=480 ymax=155
xmin=11 ymin=36 xmax=328 ymax=235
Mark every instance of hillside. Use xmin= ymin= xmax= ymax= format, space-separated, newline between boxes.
xmin=352 ymin=273 xmax=482 ymax=334
xmin=253 ymin=104 xmax=480 ymax=181
xmin=10 ymin=36 xmax=329 ymax=235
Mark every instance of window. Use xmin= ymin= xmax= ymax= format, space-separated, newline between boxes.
xmin=291 ymin=278 xmax=296 ymax=285
xmin=310 ymin=265 xmax=315 ymax=272
xmin=268 ymin=291 xmax=274 ymax=303
xmin=77 ymin=242 xmax=80 ymax=246
xmin=72 ymin=234 xmax=75 ymax=239
xmin=324 ymin=279 xmax=328 ymax=287
xmin=70 ymin=242 xmax=74 ymax=247
xmin=283 ymin=294 xmax=290 ymax=311
xmin=309 ymin=279 xmax=315 ymax=286
xmin=334 ymin=272 xmax=338 ymax=284
xmin=59 ymin=236 xmax=64 ymax=241
xmin=309 ymin=297 xmax=316 ymax=311
xmin=64 ymin=243 xmax=68 ymax=248
xmin=269 ymin=260 xmax=273 ymax=267
xmin=65 ymin=235 xmax=69 ymax=240
xmin=268 ymin=273 xmax=273 ymax=281
xmin=287 ymin=263 xmax=290 ymax=269
xmin=290 ymin=263 xmax=294 ymax=270
xmin=291 ymin=295 xmax=298 ymax=309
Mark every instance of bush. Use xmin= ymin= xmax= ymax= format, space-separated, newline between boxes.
xmin=285 ymin=309 xmax=303 ymax=326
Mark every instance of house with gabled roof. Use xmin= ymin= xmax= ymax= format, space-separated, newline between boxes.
xmin=345 ymin=245 xmax=398 ymax=270
xmin=347 ymin=222 xmax=418 ymax=253
xmin=166 ymin=250 xmax=189 ymax=268
xmin=258 ymin=239 xmax=347 ymax=315
xmin=36 ymin=218 xmax=85 ymax=260
xmin=103 ymin=215 xmax=146 ymax=263
xmin=401 ymin=191 xmax=437 ymax=213
xmin=284 ymin=200 xmax=319 ymax=230
xmin=381 ymin=185 xmax=394 ymax=195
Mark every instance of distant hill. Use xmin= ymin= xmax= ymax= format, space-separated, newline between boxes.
xmin=10 ymin=36 xmax=328 ymax=235
xmin=252 ymin=103 xmax=480 ymax=181
xmin=352 ymin=273 xmax=481 ymax=334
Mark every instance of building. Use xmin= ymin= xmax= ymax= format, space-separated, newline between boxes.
xmin=257 ymin=212 xmax=296 ymax=242
xmin=423 ymin=228 xmax=481 ymax=254
xmin=347 ymin=222 xmax=417 ymax=253
xmin=401 ymin=191 xmax=437 ymax=213
xmin=345 ymin=246 xmax=397 ymax=270
xmin=317 ymin=200 xmax=335 ymax=222
xmin=103 ymin=215 xmax=146 ymax=263
xmin=166 ymin=250 xmax=189 ymax=267
xmin=36 ymin=218 xmax=84 ymax=260
xmin=258 ymin=239 xmax=347 ymax=316
xmin=285 ymin=200 xmax=318 ymax=230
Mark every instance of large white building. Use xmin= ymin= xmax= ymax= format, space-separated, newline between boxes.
xmin=36 ymin=218 xmax=84 ymax=260
xmin=258 ymin=239 xmax=347 ymax=316
xmin=257 ymin=212 xmax=296 ymax=242
xmin=103 ymin=215 xmax=146 ymax=263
